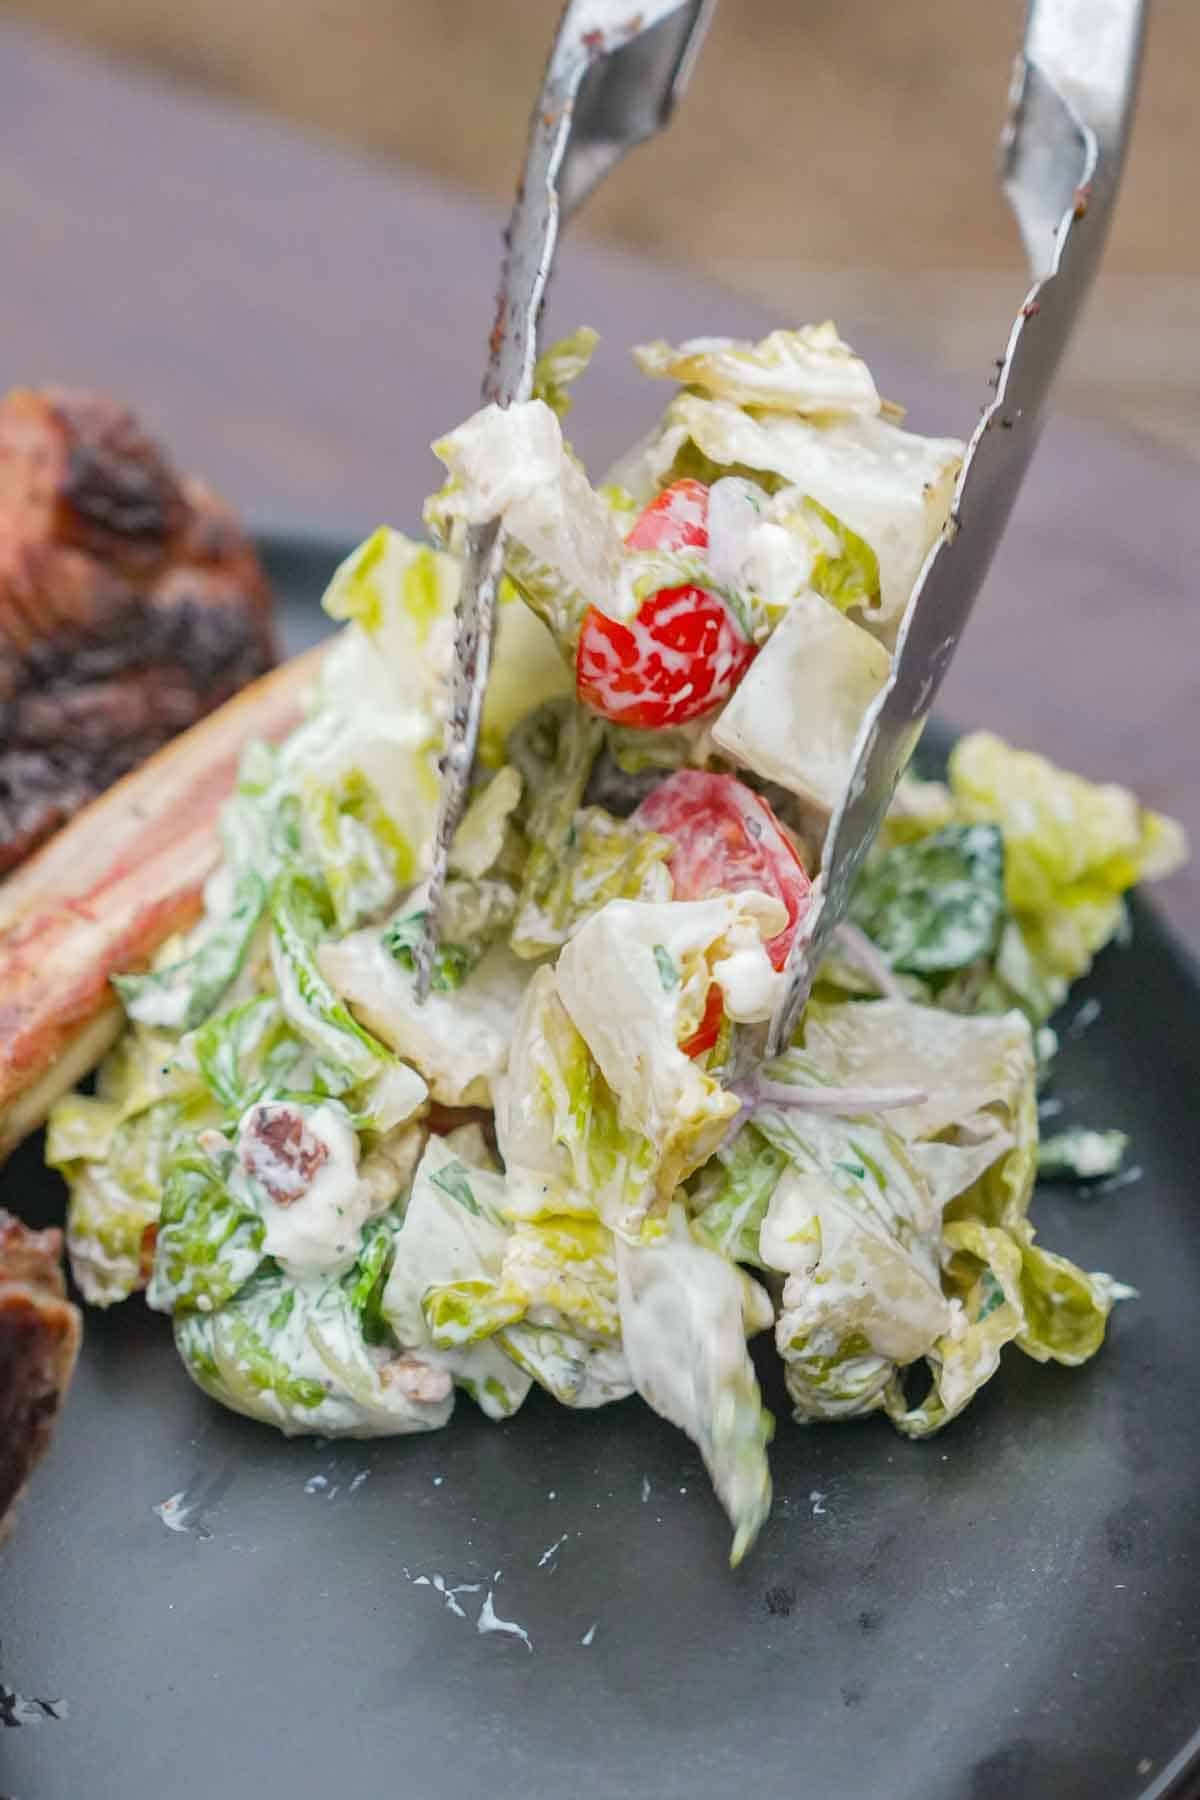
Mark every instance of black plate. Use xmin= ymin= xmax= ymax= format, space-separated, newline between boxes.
xmin=3 ymin=535 xmax=1199 ymax=1800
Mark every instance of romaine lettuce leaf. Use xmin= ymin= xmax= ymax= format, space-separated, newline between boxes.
xmin=381 ymin=1134 xmax=533 ymax=1421
xmin=268 ymin=867 xmax=427 ymax=1127
xmin=191 ymin=994 xmax=307 ymax=1119
xmin=533 ymin=325 xmax=599 ymax=419
xmin=510 ymin=805 xmax=673 ymax=958
xmin=847 ymin=823 xmax=1006 ymax=977
xmin=113 ymin=869 xmax=266 ymax=1032
xmin=556 ymin=897 xmax=791 ymax=1229
xmin=616 ymin=1214 xmax=774 ymax=1565
xmin=688 ymin=1125 xmax=787 ymax=1268
xmin=147 ymin=1144 xmax=265 ymax=1316
xmin=947 ymin=732 xmax=1188 ymax=1014
xmin=176 ymin=1266 xmax=455 ymax=1437
xmin=622 ymin=391 xmax=961 ymax=633
xmin=495 ymin=967 xmax=661 ymax=1235
xmin=319 ymin=904 xmax=529 ymax=1108
xmin=633 ymin=323 xmax=880 ymax=417
xmin=711 ymin=590 xmax=891 ymax=813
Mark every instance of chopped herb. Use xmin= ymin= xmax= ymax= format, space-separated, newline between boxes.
xmin=652 ymin=944 xmax=679 ymax=992
xmin=430 ymin=1159 xmax=480 ymax=1216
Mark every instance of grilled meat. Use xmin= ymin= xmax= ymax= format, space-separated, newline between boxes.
xmin=0 ymin=1210 xmax=81 ymax=1529
xmin=0 ymin=387 xmax=276 ymax=873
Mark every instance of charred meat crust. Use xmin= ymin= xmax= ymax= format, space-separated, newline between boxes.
xmin=0 ymin=388 xmax=276 ymax=873
xmin=0 ymin=1210 xmax=82 ymax=1528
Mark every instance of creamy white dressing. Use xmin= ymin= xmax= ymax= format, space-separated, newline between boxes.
xmin=238 ymin=1101 xmax=369 ymax=1279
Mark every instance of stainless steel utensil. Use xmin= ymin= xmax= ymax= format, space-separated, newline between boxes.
xmin=414 ymin=0 xmax=714 ymax=998
xmin=418 ymin=0 xmax=1146 ymax=1057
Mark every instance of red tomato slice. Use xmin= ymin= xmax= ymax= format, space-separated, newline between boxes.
xmin=575 ymin=479 xmax=756 ymax=729
xmin=679 ymin=981 xmax=725 ymax=1059
xmin=632 ymin=769 xmax=812 ymax=972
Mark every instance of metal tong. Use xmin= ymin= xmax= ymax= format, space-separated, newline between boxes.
xmin=416 ymin=0 xmax=1147 ymax=1071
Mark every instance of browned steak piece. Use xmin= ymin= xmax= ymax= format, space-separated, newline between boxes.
xmin=0 ymin=1210 xmax=81 ymax=1529
xmin=0 ymin=388 xmax=276 ymax=873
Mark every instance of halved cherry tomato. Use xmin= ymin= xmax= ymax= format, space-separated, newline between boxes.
xmin=635 ymin=770 xmax=812 ymax=1060
xmin=679 ymin=980 xmax=725 ymax=1059
xmin=575 ymin=479 xmax=756 ymax=728
xmin=633 ymin=769 xmax=812 ymax=975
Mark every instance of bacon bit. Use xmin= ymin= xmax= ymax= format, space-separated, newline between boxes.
xmin=381 ymin=1355 xmax=453 ymax=1404
xmin=1021 ymin=298 xmax=1041 ymax=318
xmin=581 ymin=27 xmax=605 ymax=50
xmin=241 ymin=1104 xmax=329 ymax=1206
xmin=1073 ymin=182 xmax=1092 ymax=219
xmin=138 ymin=1221 xmax=158 ymax=1282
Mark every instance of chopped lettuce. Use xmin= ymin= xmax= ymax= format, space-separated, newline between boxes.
xmin=616 ymin=1214 xmax=774 ymax=1564
xmin=947 ymin=733 xmax=1187 ymax=1016
xmin=633 ymin=323 xmax=880 ymax=417
xmin=533 ymin=325 xmax=599 ymax=418
xmin=113 ymin=869 xmax=266 ymax=1032
xmin=848 ymin=823 xmax=1006 ymax=977
xmin=1037 ymin=1126 xmax=1128 ymax=1182
xmin=511 ymin=806 xmax=674 ymax=958
xmin=711 ymin=591 xmax=891 ymax=815
xmin=147 ymin=1145 xmax=265 ymax=1316
xmin=319 ymin=909 xmax=528 ymax=1108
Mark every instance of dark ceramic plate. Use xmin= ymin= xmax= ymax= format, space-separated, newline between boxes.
xmin=3 ymin=534 xmax=1199 ymax=1800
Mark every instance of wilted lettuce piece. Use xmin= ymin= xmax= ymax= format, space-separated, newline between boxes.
xmin=299 ymin=767 xmax=415 ymax=934
xmin=555 ymin=898 xmax=790 ymax=1232
xmin=381 ymin=1135 xmax=533 ymax=1421
xmin=711 ymin=592 xmax=890 ymax=815
xmin=689 ymin=1127 xmax=787 ymax=1267
xmin=756 ymin=1112 xmax=951 ymax=1423
xmin=176 ymin=1267 xmax=455 ymax=1437
xmin=498 ymin=1324 xmax=633 ymax=1409
xmin=495 ymin=967 xmax=659 ymax=1235
xmin=479 ymin=594 xmax=574 ymax=766
xmin=633 ymin=323 xmax=881 ymax=417
xmin=616 ymin=1216 xmax=774 ymax=1565
xmin=886 ymin=1218 xmax=1121 ymax=1438
xmin=113 ymin=869 xmax=266 ymax=1032
xmin=319 ymin=906 xmax=528 ymax=1108
xmin=191 ymin=995 xmax=307 ymax=1118
xmin=533 ymin=325 xmax=599 ymax=418
xmin=147 ymin=1146 xmax=265 ymax=1316
xmin=449 ymin=766 xmax=523 ymax=879
xmin=495 ymin=1216 xmax=621 ymax=1343
xmin=511 ymin=806 xmax=673 ymax=958
xmin=433 ymin=400 xmax=626 ymax=647
xmin=848 ymin=824 xmax=1006 ymax=977
xmin=269 ymin=867 xmax=427 ymax=1128
xmin=56 ymin=1083 xmax=216 ymax=1306
xmin=948 ymin=732 xmax=1188 ymax=1014
xmin=1037 ymin=1126 xmax=1128 ymax=1182
xmin=626 ymin=391 xmax=961 ymax=632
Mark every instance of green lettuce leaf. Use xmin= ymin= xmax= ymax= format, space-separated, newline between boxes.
xmin=191 ymin=995 xmax=307 ymax=1118
xmin=948 ymin=732 xmax=1188 ymax=1016
xmin=533 ymin=325 xmax=599 ymax=419
xmin=147 ymin=1146 xmax=265 ymax=1316
xmin=113 ymin=869 xmax=266 ymax=1032
xmin=510 ymin=806 xmax=673 ymax=959
xmin=616 ymin=1216 xmax=774 ymax=1565
xmin=688 ymin=1127 xmax=787 ymax=1267
xmin=848 ymin=823 xmax=1006 ymax=977
xmin=632 ymin=323 xmax=880 ymax=417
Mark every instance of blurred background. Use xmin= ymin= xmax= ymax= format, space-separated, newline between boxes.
xmin=8 ymin=0 xmax=1199 ymax=461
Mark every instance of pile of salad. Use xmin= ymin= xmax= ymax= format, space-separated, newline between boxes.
xmin=47 ymin=324 xmax=1186 ymax=1563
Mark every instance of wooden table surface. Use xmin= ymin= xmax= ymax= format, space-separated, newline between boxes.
xmin=2 ymin=22 xmax=1196 ymax=948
